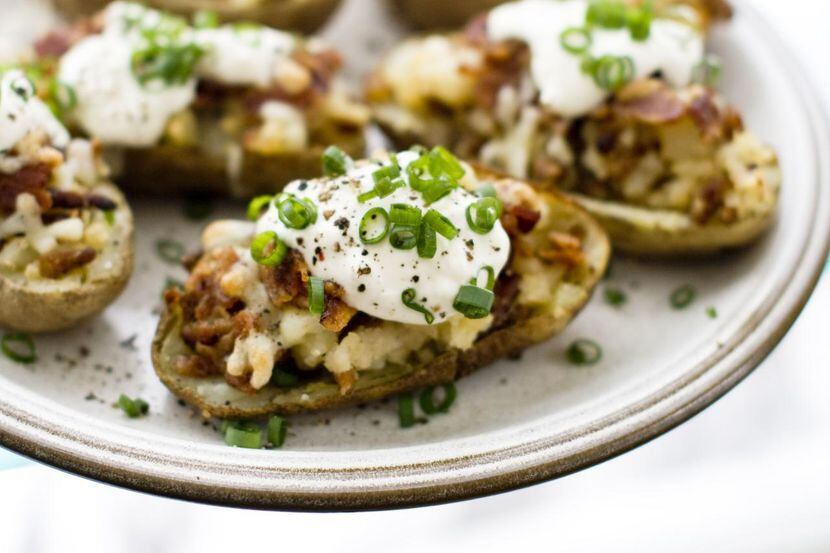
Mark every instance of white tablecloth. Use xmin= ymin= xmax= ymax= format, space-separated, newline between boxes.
xmin=1 ymin=0 xmax=828 ymax=550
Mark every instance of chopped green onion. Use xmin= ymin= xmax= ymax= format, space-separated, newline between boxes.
xmin=389 ymin=203 xmax=422 ymax=226
xmin=453 ymin=284 xmax=495 ymax=319
xmin=223 ymin=421 xmax=262 ymax=449
xmin=475 ymin=183 xmax=498 ymax=199
xmin=428 ymin=146 xmax=465 ymax=180
xmin=566 ymin=339 xmax=603 ymax=365
xmin=250 ymin=231 xmax=287 ymax=266
xmin=560 ymin=27 xmax=592 ymax=54
xmin=604 ymin=286 xmax=627 ymax=307
xmin=193 ymin=9 xmax=219 ymax=28
xmin=402 ymin=288 xmax=434 ymax=324
xmin=156 ymin=238 xmax=185 ymax=264
xmin=131 ymin=40 xmax=204 ymax=86
xmin=308 ymin=276 xmax=325 ymax=315
xmin=359 ymin=207 xmax=389 ymax=244
xmin=417 ymin=221 xmax=437 ymax=259
xmin=104 ymin=210 xmax=116 ymax=226
xmin=322 ymin=145 xmax=351 ymax=176
xmin=692 ymin=55 xmax=723 ymax=87
xmin=465 ymin=197 xmax=502 ymax=234
xmin=592 ymin=55 xmax=635 ymax=91
xmin=118 ymin=394 xmax=149 ymax=418
xmin=586 ymin=0 xmax=627 ymax=29
xmin=358 ymin=189 xmax=378 ymax=203
xmin=670 ymin=284 xmax=696 ymax=309
xmin=277 ymin=195 xmax=316 ymax=229
xmin=706 ymin=306 xmax=718 ymax=319
xmin=271 ymin=367 xmax=300 ymax=388
xmin=406 ymin=154 xmax=432 ymax=192
xmin=398 ymin=393 xmax=424 ymax=428
xmin=49 ymin=79 xmax=77 ymax=115
xmin=389 ymin=225 xmax=418 ymax=249
xmin=472 ymin=266 xmax=496 ymax=291
xmin=371 ymin=162 xmax=404 ymax=199
xmin=183 ymin=195 xmax=213 ymax=220
xmin=423 ymin=209 xmax=458 ymax=240
xmin=1 ymin=332 xmax=36 ymax=364
xmin=626 ymin=3 xmax=653 ymax=41
xmin=267 ymin=415 xmax=288 ymax=448
xmin=421 ymin=177 xmax=455 ymax=204
xmin=419 ymin=383 xmax=457 ymax=415
xmin=246 ymin=195 xmax=273 ymax=221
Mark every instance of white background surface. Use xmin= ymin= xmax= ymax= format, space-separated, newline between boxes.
xmin=1 ymin=0 xmax=828 ymax=550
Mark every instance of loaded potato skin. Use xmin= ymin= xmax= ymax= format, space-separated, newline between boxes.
xmin=152 ymin=149 xmax=609 ymax=418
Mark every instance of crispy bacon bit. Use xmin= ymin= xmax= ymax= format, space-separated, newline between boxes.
xmin=475 ymin=39 xmax=530 ymax=109
xmin=38 ymin=245 xmax=96 ymax=278
xmin=334 ymin=369 xmax=357 ymax=394
xmin=690 ymin=176 xmax=726 ymax=223
xmin=172 ymin=354 xmax=219 ymax=377
xmin=688 ymin=90 xmax=743 ymax=142
xmin=614 ymin=79 xmax=686 ymax=125
xmin=0 ymin=164 xmax=53 ymax=215
xmin=320 ymin=282 xmax=357 ymax=333
xmin=702 ymin=0 xmax=734 ymax=21
xmin=182 ymin=318 xmax=235 ymax=347
xmin=261 ymin=250 xmax=309 ymax=307
xmin=501 ymin=204 xmax=541 ymax=237
xmin=537 ymin=231 xmax=585 ymax=267
xmin=463 ymin=14 xmax=489 ymax=47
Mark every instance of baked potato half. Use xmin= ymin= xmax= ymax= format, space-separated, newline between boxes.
xmin=0 ymin=71 xmax=133 ymax=332
xmin=52 ymin=0 xmax=343 ymax=34
xmin=367 ymin=0 xmax=780 ymax=256
xmin=152 ymin=150 xmax=609 ymax=418
xmin=34 ymin=1 xmax=369 ymax=198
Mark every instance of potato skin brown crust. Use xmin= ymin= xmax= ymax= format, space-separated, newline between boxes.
xmin=0 ymin=183 xmax=134 ymax=333
xmin=151 ymin=178 xmax=610 ymax=418
xmin=52 ymin=0 xmax=343 ymax=34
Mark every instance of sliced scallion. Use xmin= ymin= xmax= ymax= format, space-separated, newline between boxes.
xmin=423 ymin=209 xmax=458 ymax=240
xmin=118 ymin=394 xmax=149 ymax=418
xmin=472 ymin=266 xmax=496 ymax=291
xmin=277 ymin=195 xmax=316 ymax=229
xmin=1 ymin=332 xmax=36 ymax=364
xmin=308 ymin=276 xmax=325 ymax=315
xmin=223 ymin=421 xmax=262 ymax=449
xmin=389 ymin=203 xmax=422 ymax=226
xmin=389 ymin=224 xmax=418 ymax=250
xmin=156 ymin=238 xmax=185 ymax=265
xmin=560 ymin=27 xmax=592 ymax=54
xmin=419 ymin=383 xmax=457 ymax=415
xmin=401 ymin=288 xmax=434 ymax=324
xmin=271 ymin=368 xmax=300 ymax=388
xmin=670 ymin=284 xmax=696 ymax=309
xmin=453 ymin=284 xmax=495 ymax=319
xmin=321 ymin=145 xmax=351 ymax=177
xmin=250 ymin=231 xmax=287 ymax=266
xmin=417 ymin=221 xmax=437 ymax=259
xmin=466 ymin=197 xmax=502 ymax=234
xmin=246 ymin=194 xmax=273 ymax=221
xmin=566 ymin=339 xmax=603 ymax=366
xmin=267 ymin=415 xmax=288 ymax=448
xmin=359 ymin=207 xmax=389 ymax=244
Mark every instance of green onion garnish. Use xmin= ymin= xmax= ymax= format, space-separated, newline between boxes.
xmin=423 ymin=209 xmax=458 ymax=240
xmin=389 ymin=225 xmax=418 ymax=250
xmin=322 ymin=145 xmax=351 ymax=177
xmin=277 ymin=195 xmax=317 ymax=229
xmin=417 ymin=221 xmax=437 ymax=259
xmin=131 ymin=41 xmax=204 ymax=86
xmin=389 ymin=203 xmax=422 ymax=226
xmin=626 ymin=4 xmax=653 ymax=41
xmin=604 ymin=286 xmax=627 ymax=307
xmin=428 ymin=146 xmax=465 ymax=180
xmin=371 ymin=163 xmax=404 ymax=199
xmin=692 ymin=55 xmax=723 ymax=87
xmin=193 ymin=9 xmax=219 ymax=28
xmin=475 ymin=183 xmax=498 ymax=199
xmin=246 ymin=195 xmax=273 ymax=221
xmin=401 ymin=288 xmax=434 ymax=324
xmin=592 ymin=55 xmax=635 ymax=91
xmin=308 ymin=276 xmax=325 ymax=315
xmin=560 ymin=27 xmax=592 ymax=54
xmin=453 ymin=284 xmax=495 ymax=319
xmin=118 ymin=394 xmax=149 ymax=418
xmin=1 ymin=332 xmax=36 ymax=364
xmin=156 ymin=238 xmax=185 ymax=265
xmin=670 ymin=284 xmax=696 ymax=309
xmin=465 ymin=197 xmax=502 ymax=234
xmin=419 ymin=383 xmax=457 ymax=415
xmin=706 ymin=306 xmax=718 ymax=319
xmin=358 ymin=189 xmax=378 ymax=203
xmin=223 ymin=421 xmax=262 ymax=449
xmin=421 ymin=177 xmax=456 ymax=204
xmin=250 ymin=231 xmax=287 ymax=266
xmin=267 ymin=415 xmax=288 ymax=448
xmin=271 ymin=367 xmax=299 ymax=388
xmin=472 ymin=265 xmax=496 ymax=291
xmin=359 ymin=207 xmax=389 ymax=244
xmin=398 ymin=393 xmax=421 ymax=428
xmin=566 ymin=339 xmax=603 ymax=365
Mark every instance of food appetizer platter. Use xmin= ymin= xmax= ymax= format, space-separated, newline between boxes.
xmin=0 ymin=0 xmax=827 ymax=510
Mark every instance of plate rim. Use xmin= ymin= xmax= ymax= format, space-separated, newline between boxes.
xmin=1 ymin=0 xmax=829 ymax=511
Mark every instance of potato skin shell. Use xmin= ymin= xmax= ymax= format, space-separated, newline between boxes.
xmin=151 ymin=181 xmax=610 ymax=418
xmin=52 ymin=0 xmax=343 ymax=33
xmin=0 ymin=184 xmax=134 ymax=333
xmin=109 ymin=131 xmax=365 ymax=198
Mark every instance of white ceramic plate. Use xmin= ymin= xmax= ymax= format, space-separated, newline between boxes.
xmin=0 ymin=0 xmax=828 ymax=510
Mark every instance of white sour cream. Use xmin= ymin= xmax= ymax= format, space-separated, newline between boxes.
xmin=487 ymin=0 xmax=704 ymax=118
xmin=0 ymin=70 xmax=70 ymax=154
xmin=255 ymin=151 xmax=511 ymax=326
xmin=58 ymin=1 xmax=298 ymax=147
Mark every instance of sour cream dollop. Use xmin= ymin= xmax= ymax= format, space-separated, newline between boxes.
xmin=487 ymin=0 xmax=704 ymax=118
xmin=256 ymin=151 xmax=511 ymax=326
xmin=0 ymin=70 xmax=69 ymax=154
xmin=58 ymin=1 xmax=297 ymax=147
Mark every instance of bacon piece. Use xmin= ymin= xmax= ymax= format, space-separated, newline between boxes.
xmin=171 ymin=354 xmax=220 ymax=377
xmin=320 ymin=282 xmax=357 ymax=333
xmin=614 ymin=79 xmax=686 ymax=125
xmin=0 ymin=164 xmax=53 ymax=215
xmin=537 ymin=231 xmax=585 ymax=267
xmin=688 ymin=90 xmax=743 ymax=142
xmin=475 ymin=39 xmax=530 ymax=109
xmin=38 ymin=246 xmax=96 ymax=278
xmin=501 ymin=204 xmax=541 ymax=237
xmin=260 ymin=250 xmax=309 ymax=307
xmin=182 ymin=318 xmax=236 ymax=347
xmin=34 ymin=18 xmax=100 ymax=58
xmin=463 ymin=14 xmax=489 ymax=47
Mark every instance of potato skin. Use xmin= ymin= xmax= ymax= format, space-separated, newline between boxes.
xmin=0 ymin=183 xmax=134 ymax=333
xmin=109 ymin=130 xmax=365 ymax=198
xmin=52 ymin=0 xmax=343 ymax=33
xmin=151 ymin=181 xmax=610 ymax=418
xmin=386 ymin=0 xmax=507 ymax=30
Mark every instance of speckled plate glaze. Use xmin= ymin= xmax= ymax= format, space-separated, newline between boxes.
xmin=0 ymin=1 xmax=829 ymax=511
